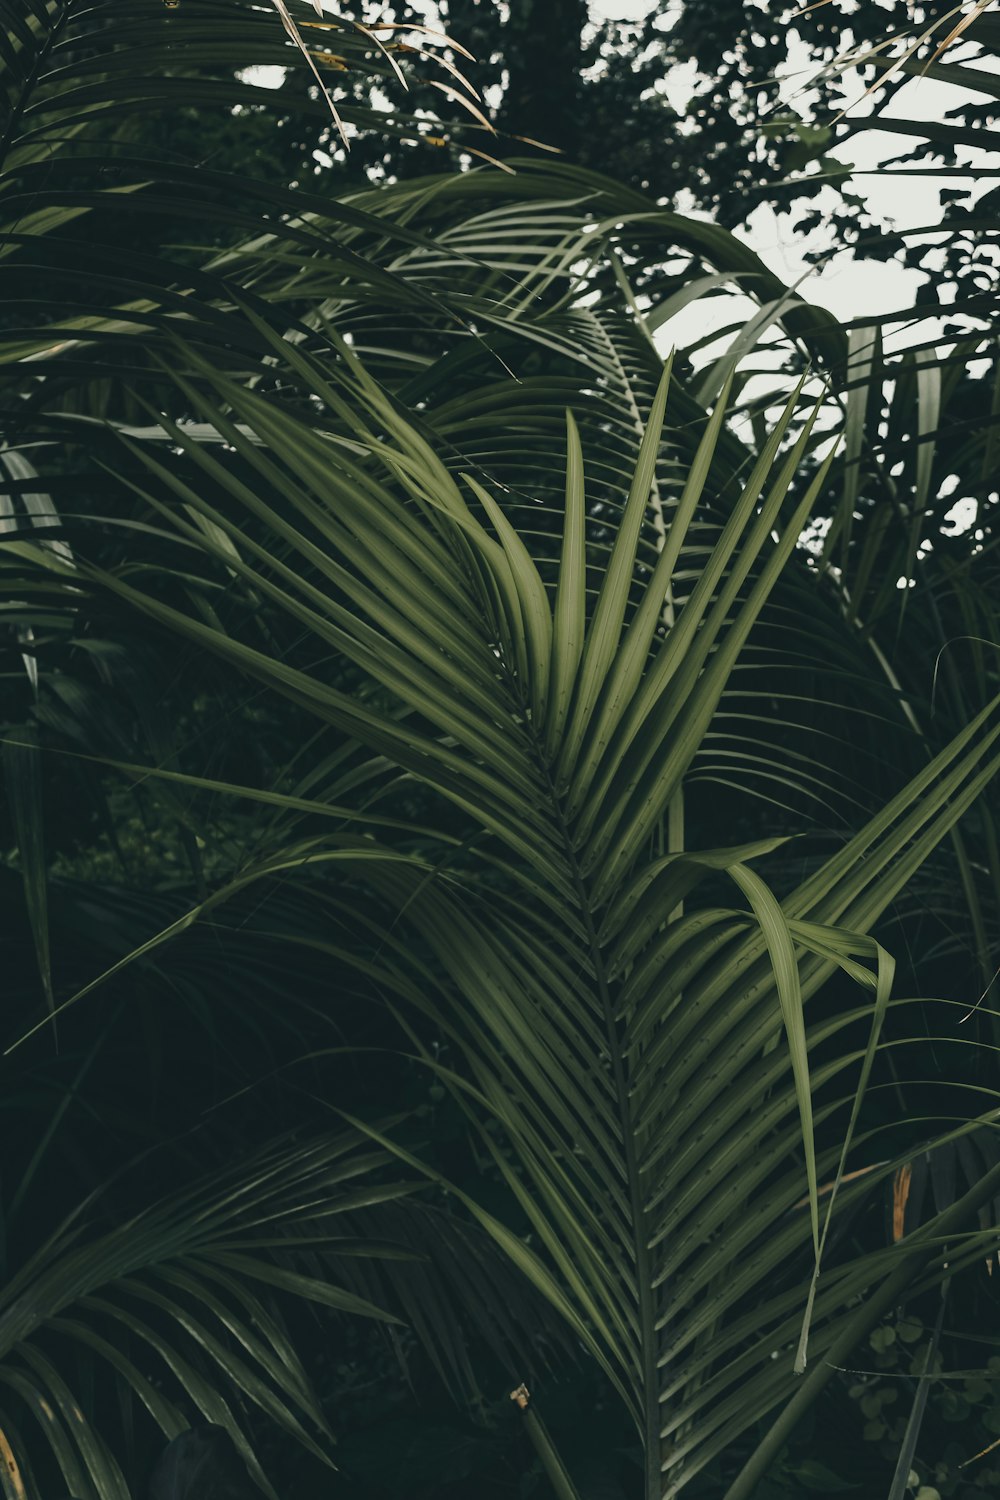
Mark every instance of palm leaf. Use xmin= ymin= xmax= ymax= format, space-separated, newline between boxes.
xmin=11 ymin=328 xmax=1000 ymax=1497
xmin=2 ymin=14 xmax=998 ymax=1487
xmin=0 ymin=1131 xmax=404 ymax=1498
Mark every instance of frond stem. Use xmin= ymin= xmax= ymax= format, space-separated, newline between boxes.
xmin=526 ymin=718 xmax=662 ymax=1499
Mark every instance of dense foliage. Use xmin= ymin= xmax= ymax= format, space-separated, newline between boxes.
xmin=1 ymin=3 xmax=999 ymax=1498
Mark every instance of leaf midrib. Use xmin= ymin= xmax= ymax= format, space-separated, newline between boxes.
xmin=525 ymin=719 xmax=661 ymax=1499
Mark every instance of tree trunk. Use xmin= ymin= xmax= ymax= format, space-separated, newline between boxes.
xmin=499 ymin=0 xmax=588 ymax=155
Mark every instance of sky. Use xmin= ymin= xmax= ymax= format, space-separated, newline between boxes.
xmin=584 ymin=0 xmax=997 ymax=350
xmin=578 ymin=0 xmax=995 ymax=541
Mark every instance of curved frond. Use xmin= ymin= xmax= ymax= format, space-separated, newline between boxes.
xmin=11 ymin=328 xmax=999 ymax=1496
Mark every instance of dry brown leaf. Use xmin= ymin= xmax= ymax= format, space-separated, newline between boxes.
xmin=349 ymin=15 xmax=408 ymax=91
xmin=816 ymin=2 xmax=980 ymax=124
xmin=425 ymin=77 xmax=495 ymax=132
xmin=270 ymin=0 xmax=349 ymax=146
xmin=346 ymin=20 xmax=477 ymax=63
xmin=392 ymin=43 xmax=482 ymax=100
xmin=0 ymin=1427 xmax=26 ymax=1500
xmin=509 ymin=132 xmax=563 ymax=154
xmin=929 ymin=0 xmax=993 ymax=64
xmin=463 ymin=145 xmax=516 ymax=173
xmin=892 ymin=1161 xmax=912 ymax=1242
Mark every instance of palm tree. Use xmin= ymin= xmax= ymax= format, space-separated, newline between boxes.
xmin=2 ymin=4 xmax=1000 ymax=1498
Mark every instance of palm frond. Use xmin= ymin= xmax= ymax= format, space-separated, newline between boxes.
xmin=11 ymin=324 xmax=1000 ymax=1497
xmin=0 ymin=1131 xmax=403 ymax=1498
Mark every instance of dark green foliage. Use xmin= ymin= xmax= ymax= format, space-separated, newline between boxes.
xmin=1 ymin=4 xmax=999 ymax=1500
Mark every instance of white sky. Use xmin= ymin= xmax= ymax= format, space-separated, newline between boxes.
xmin=578 ymin=0 xmax=994 ymax=547
xmin=584 ymin=0 xmax=998 ymax=359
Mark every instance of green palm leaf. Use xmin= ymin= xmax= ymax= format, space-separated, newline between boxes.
xmin=0 ymin=1132 xmax=404 ymax=1498
xmin=12 ymin=327 xmax=999 ymax=1496
xmin=3 ymin=11 xmax=998 ymax=1489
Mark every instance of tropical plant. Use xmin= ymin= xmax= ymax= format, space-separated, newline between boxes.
xmin=2 ymin=3 xmax=1000 ymax=1500
xmin=8 ymin=313 xmax=1000 ymax=1498
xmin=0 ymin=1133 xmax=418 ymax=1499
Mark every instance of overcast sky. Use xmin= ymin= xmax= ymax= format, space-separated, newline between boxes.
xmin=586 ymin=0 xmax=996 ymax=351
